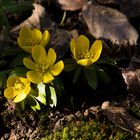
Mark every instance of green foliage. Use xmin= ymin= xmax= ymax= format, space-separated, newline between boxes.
xmin=11 ymin=52 xmax=29 ymax=67
xmin=97 ymin=57 xmax=117 ymax=67
xmin=0 ymin=70 xmax=11 ymax=89
xmin=96 ymin=67 xmax=111 ymax=84
xmin=73 ymin=65 xmax=83 ymax=83
xmin=42 ymin=119 xmax=137 ymax=140
xmin=65 ymin=58 xmax=113 ymax=89
xmin=0 ymin=0 xmax=34 ymax=37
xmin=26 ymin=94 xmax=41 ymax=111
xmin=84 ymin=67 xmax=98 ymax=89
xmin=64 ymin=58 xmax=78 ymax=72
xmin=52 ymin=77 xmax=64 ymax=95
xmin=0 ymin=24 xmax=117 ymax=112
xmin=37 ymin=82 xmax=46 ymax=97
xmin=47 ymin=85 xmax=57 ymax=107
xmin=0 ymin=72 xmax=6 ymax=89
xmin=9 ymin=67 xmax=28 ymax=77
xmin=84 ymin=64 xmax=111 ymax=89
xmin=1 ymin=1 xmax=34 ymax=14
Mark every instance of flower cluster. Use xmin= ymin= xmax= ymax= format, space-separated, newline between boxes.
xmin=3 ymin=26 xmax=108 ymax=111
xmin=4 ymin=26 xmax=64 ymax=110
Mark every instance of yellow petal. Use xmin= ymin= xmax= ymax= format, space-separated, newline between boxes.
xmin=20 ymin=77 xmax=30 ymax=85
xmin=77 ymin=59 xmax=92 ymax=66
xmin=7 ymin=76 xmax=18 ymax=87
xmin=70 ymin=38 xmax=77 ymax=60
xmin=4 ymin=87 xmax=15 ymax=99
xmin=18 ymin=38 xmax=33 ymax=53
xmin=27 ymin=71 xmax=42 ymax=84
xmin=13 ymin=92 xmax=27 ymax=103
xmin=32 ymin=28 xmax=42 ymax=44
xmin=40 ymin=30 xmax=50 ymax=47
xmin=23 ymin=86 xmax=31 ymax=95
xmin=18 ymin=26 xmax=32 ymax=46
xmin=32 ymin=45 xmax=47 ymax=62
xmin=77 ymin=35 xmax=90 ymax=53
xmin=46 ymin=48 xmax=56 ymax=65
xmin=51 ymin=61 xmax=64 ymax=76
xmin=17 ymin=37 xmax=22 ymax=48
xmin=43 ymin=73 xmax=54 ymax=83
xmin=19 ymin=45 xmax=34 ymax=53
xmin=23 ymin=58 xmax=36 ymax=70
xmin=90 ymin=40 xmax=102 ymax=63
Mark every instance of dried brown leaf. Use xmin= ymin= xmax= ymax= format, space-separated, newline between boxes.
xmin=96 ymin=0 xmax=116 ymax=4
xmin=96 ymin=0 xmax=140 ymax=18
xmin=57 ymin=0 xmax=87 ymax=11
xmin=102 ymin=101 xmax=140 ymax=133
xmin=50 ymin=28 xmax=71 ymax=59
xmin=121 ymin=44 xmax=140 ymax=94
xmin=11 ymin=3 xmax=55 ymax=32
xmin=82 ymin=2 xmax=138 ymax=45
xmin=122 ymin=69 xmax=140 ymax=94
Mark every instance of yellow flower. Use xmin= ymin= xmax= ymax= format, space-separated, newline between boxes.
xmin=17 ymin=26 xmax=50 ymax=53
xmin=4 ymin=76 xmax=31 ymax=103
xmin=70 ymin=35 xmax=102 ymax=66
xmin=23 ymin=46 xmax=64 ymax=84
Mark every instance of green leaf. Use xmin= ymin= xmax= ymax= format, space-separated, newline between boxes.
xmin=11 ymin=52 xmax=28 ymax=67
xmin=30 ymin=83 xmax=47 ymax=105
xmin=0 ymin=9 xmax=9 ymax=27
xmin=0 ymin=72 xmax=6 ymax=89
xmin=64 ymin=58 xmax=76 ymax=64
xmin=0 ymin=44 xmax=21 ymax=59
xmin=10 ymin=67 xmax=28 ymax=77
xmin=3 ymin=1 xmax=34 ymax=14
xmin=37 ymin=82 xmax=46 ymax=97
xmin=73 ymin=66 xmax=82 ymax=83
xmin=0 ymin=78 xmax=4 ymax=89
xmin=30 ymin=106 xmax=36 ymax=111
xmin=84 ymin=68 xmax=98 ymax=89
xmin=0 ymin=70 xmax=11 ymax=89
xmin=34 ymin=100 xmax=40 ymax=110
xmin=18 ymin=100 xmax=25 ymax=111
xmin=30 ymin=89 xmax=38 ymax=97
xmin=26 ymin=94 xmax=37 ymax=106
xmin=26 ymin=95 xmax=40 ymax=111
xmin=97 ymin=58 xmax=117 ymax=67
xmin=48 ymin=86 xmax=57 ymax=107
xmin=96 ymin=68 xmax=111 ymax=83
xmin=53 ymin=78 xmax=64 ymax=95
xmin=0 ymin=69 xmax=11 ymax=75
xmin=0 ymin=0 xmax=12 ymax=7
xmin=64 ymin=63 xmax=78 ymax=72
xmin=35 ymin=93 xmax=46 ymax=105
xmin=0 ymin=60 xmax=7 ymax=67
xmin=64 ymin=58 xmax=77 ymax=72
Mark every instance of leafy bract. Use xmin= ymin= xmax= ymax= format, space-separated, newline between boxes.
xmin=84 ymin=67 xmax=98 ymax=89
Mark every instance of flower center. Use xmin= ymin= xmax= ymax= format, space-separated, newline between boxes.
xmin=14 ymin=80 xmax=25 ymax=91
xmin=77 ymin=50 xmax=94 ymax=60
xmin=35 ymin=62 xmax=50 ymax=73
xmin=25 ymin=38 xmax=39 ymax=46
